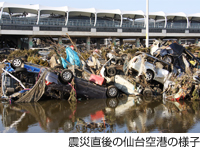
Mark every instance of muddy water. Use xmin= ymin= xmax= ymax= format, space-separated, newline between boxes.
xmin=0 ymin=96 xmax=200 ymax=133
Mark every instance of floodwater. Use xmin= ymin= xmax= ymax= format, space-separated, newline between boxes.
xmin=0 ymin=96 xmax=200 ymax=133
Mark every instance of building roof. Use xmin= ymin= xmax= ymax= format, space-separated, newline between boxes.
xmin=166 ymin=12 xmax=188 ymax=20
xmin=149 ymin=11 xmax=166 ymax=20
xmin=0 ymin=1 xmax=199 ymax=21
xmin=122 ymin=10 xmax=145 ymax=19
xmin=188 ymin=13 xmax=200 ymax=21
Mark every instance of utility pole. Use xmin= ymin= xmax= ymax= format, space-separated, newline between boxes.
xmin=146 ymin=0 xmax=149 ymax=48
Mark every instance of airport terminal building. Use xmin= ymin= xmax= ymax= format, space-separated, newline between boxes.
xmin=0 ymin=2 xmax=200 ymax=49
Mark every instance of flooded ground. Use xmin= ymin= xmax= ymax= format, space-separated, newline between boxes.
xmin=0 ymin=96 xmax=200 ymax=133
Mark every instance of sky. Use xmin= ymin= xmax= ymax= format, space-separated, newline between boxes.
xmin=2 ymin=0 xmax=200 ymax=14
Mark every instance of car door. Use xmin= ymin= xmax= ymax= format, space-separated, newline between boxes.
xmin=75 ymin=77 xmax=107 ymax=99
xmin=86 ymin=82 xmax=107 ymax=99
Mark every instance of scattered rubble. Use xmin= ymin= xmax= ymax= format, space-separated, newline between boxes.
xmin=0 ymin=38 xmax=200 ymax=104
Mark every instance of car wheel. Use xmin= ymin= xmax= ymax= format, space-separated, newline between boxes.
xmin=117 ymin=59 xmax=123 ymax=65
xmin=107 ymin=85 xmax=118 ymax=98
xmin=60 ymin=69 xmax=73 ymax=83
xmin=15 ymin=68 xmax=27 ymax=73
xmin=145 ymin=70 xmax=154 ymax=82
xmin=163 ymin=55 xmax=173 ymax=64
xmin=143 ymin=88 xmax=153 ymax=102
xmin=106 ymin=98 xmax=119 ymax=108
xmin=106 ymin=67 xmax=116 ymax=77
xmin=12 ymin=58 xmax=22 ymax=68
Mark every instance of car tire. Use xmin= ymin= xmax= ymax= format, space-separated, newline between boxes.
xmin=107 ymin=85 xmax=118 ymax=98
xmin=106 ymin=98 xmax=119 ymax=108
xmin=12 ymin=58 xmax=23 ymax=68
xmin=143 ymin=88 xmax=153 ymax=102
xmin=145 ymin=70 xmax=154 ymax=82
xmin=15 ymin=68 xmax=27 ymax=73
xmin=106 ymin=67 xmax=116 ymax=77
xmin=60 ymin=69 xmax=73 ymax=83
xmin=116 ymin=59 xmax=123 ymax=65
xmin=163 ymin=55 xmax=173 ymax=64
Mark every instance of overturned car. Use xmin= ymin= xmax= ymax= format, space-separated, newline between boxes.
xmin=2 ymin=61 xmax=118 ymax=102
xmin=152 ymin=43 xmax=200 ymax=72
xmin=125 ymin=52 xmax=178 ymax=84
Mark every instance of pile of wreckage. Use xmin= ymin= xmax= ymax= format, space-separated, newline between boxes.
xmin=1 ymin=40 xmax=200 ymax=103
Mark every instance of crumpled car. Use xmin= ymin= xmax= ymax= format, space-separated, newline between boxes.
xmin=100 ymin=59 xmax=140 ymax=95
xmin=152 ymin=43 xmax=200 ymax=72
xmin=126 ymin=52 xmax=177 ymax=84
xmin=7 ymin=67 xmax=118 ymax=102
xmin=44 ymin=70 xmax=119 ymax=100
xmin=1 ymin=60 xmax=73 ymax=98
xmin=1 ymin=62 xmax=40 ymax=97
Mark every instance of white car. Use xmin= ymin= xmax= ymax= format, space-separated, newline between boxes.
xmin=100 ymin=59 xmax=140 ymax=95
xmin=127 ymin=52 xmax=177 ymax=84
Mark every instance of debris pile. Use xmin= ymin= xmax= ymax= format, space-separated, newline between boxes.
xmin=1 ymin=38 xmax=200 ymax=104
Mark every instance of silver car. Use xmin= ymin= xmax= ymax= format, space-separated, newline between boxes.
xmin=127 ymin=52 xmax=177 ymax=84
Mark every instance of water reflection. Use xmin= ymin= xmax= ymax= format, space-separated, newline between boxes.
xmin=0 ymin=96 xmax=200 ymax=133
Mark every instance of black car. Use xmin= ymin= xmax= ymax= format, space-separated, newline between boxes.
xmin=154 ymin=43 xmax=200 ymax=72
xmin=45 ymin=71 xmax=118 ymax=100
